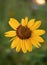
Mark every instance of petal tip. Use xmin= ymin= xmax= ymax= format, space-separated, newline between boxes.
xmin=25 ymin=17 xmax=28 ymax=19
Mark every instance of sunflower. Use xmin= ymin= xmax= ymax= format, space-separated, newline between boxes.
xmin=5 ymin=17 xmax=45 ymax=53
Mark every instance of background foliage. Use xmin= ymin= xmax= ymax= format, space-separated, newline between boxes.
xmin=0 ymin=0 xmax=47 ymax=65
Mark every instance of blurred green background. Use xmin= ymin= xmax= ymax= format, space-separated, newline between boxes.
xmin=0 ymin=0 xmax=47 ymax=65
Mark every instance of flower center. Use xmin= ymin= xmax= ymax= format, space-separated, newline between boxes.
xmin=16 ymin=25 xmax=31 ymax=39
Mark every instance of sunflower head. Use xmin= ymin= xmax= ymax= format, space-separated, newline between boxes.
xmin=4 ymin=17 xmax=45 ymax=53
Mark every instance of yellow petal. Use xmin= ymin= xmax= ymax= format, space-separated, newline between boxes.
xmin=5 ymin=31 xmax=16 ymax=37
xmin=31 ymin=39 xmax=41 ymax=48
xmin=21 ymin=40 xmax=27 ymax=53
xmin=27 ymin=19 xmax=35 ymax=28
xmin=31 ymin=21 xmax=41 ymax=30
xmin=21 ymin=17 xmax=28 ymax=26
xmin=25 ymin=40 xmax=32 ymax=52
xmin=34 ymin=36 xmax=44 ymax=43
xmin=25 ymin=17 xmax=28 ymax=24
xmin=33 ymin=29 xmax=45 ymax=35
xmin=11 ymin=37 xmax=19 ymax=48
xmin=16 ymin=39 xmax=21 ymax=52
xmin=9 ymin=18 xmax=20 ymax=30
